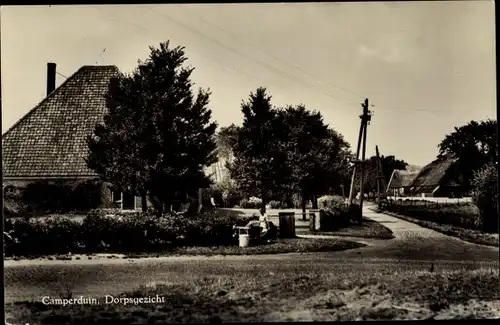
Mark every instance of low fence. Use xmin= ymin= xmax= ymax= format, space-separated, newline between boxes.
xmin=385 ymin=197 xmax=473 ymax=209
xmin=386 ymin=196 xmax=472 ymax=204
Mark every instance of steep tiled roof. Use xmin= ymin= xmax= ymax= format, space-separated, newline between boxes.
xmin=2 ymin=66 xmax=121 ymax=179
xmin=386 ymin=170 xmax=419 ymax=189
xmin=407 ymin=154 xmax=459 ymax=193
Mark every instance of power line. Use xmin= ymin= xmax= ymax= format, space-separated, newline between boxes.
xmin=180 ymin=6 xmax=367 ymax=102
xmin=372 ymin=104 xmax=494 ymax=114
xmin=57 ymin=72 xmax=68 ymax=79
xmin=179 ymin=8 xmax=495 ymax=116
xmin=95 ymin=6 xmax=494 ymax=116
xmin=145 ymin=7 xmax=361 ymax=110
xmin=92 ymin=6 xmax=152 ymax=35
xmin=90 ymin=6 xmax=263 ymax=85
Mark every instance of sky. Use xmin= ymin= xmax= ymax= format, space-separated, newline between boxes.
xmin=1 ymin=2 xmax=496 ymax=167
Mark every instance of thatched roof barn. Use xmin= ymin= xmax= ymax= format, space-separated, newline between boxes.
xmin=406 ymin=154 xmax=464 ymax=197
xmin=386 ymin=170 xmax=419 ymax=192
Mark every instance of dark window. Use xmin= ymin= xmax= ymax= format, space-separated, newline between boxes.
xmin=112 ymin=189 xmax=122 ymax=203
xmin=122 ymin=193 xmax=135 ymax=210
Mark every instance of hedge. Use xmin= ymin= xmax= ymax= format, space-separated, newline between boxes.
xmin=382 ymin=201 xmax=481 ymax=230
xmin=4 ymin=209 xmax=251 ymax=257
xmin=316 ymin=195 xmax=363 ymax=229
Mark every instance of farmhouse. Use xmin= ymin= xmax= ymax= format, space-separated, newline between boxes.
xmin=2 ymin=63 xmax=143 ymax=212
xmin=386 ymin=169 xmax=419 ymax=197
xmin=405 ymin=154 xmax=465 ymax=198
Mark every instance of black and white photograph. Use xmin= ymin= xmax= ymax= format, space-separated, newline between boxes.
xmin=2 ymin=2 xmax=498 ymax=323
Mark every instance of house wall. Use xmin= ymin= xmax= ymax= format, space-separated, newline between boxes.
xmin=98 ymin=181 xmax=116 ymax=209
xmin=4 ymin=179 xmax=147 ymax=212
xmin=4 ymin=178 xmax=111 ymax=214
xmin=433 ymin=186 xmax=465 ymax=198
xmin=134 ymin=195 xmax=154 ymax=212
xmin=101 ymin=182 xmax=146 ymax=211
xmin=387 ymin=187 xmax=405 ymax=197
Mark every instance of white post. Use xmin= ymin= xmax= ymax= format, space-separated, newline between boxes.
xmin=198 ymin=188 xmax=203 ymax=212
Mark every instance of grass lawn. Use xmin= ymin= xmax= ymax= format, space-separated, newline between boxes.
xmin=5 ymin=238 xmax=365 ymax=261
xmin=125 ymin=238 xmax=366 ymax=258
xmin=6 ymin=266 xmax=499 ymax=323
xmin=379 ymin=209 xmax=499 ymax=248
xmin=301 ymin=217 xmax=394 ymax=239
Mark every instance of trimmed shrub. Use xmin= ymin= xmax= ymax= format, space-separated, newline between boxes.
xmin=4 ymin=209 xmax=241 ymax=257
xmin=249 ymin=196 xmax=262 ymax=205
xmin=239 ymin=197 xmax=262 ymax=209
xmin=318 ymin=195 xmax=346 ymax=211
xmin=317 ymin=195 xmax=352 ymax=230
xmin=267 ymin=200 xmax=283 ymax=209
xmin=4 ymin=216 xmax=82 ymax=256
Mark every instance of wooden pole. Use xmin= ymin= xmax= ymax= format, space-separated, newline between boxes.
xmin=198 ymin=188 xmax=203 ymax=212
xmin=359 ymin=120 xmax=368 ymax=212
xmin=348 ymin=119 xmax=365 ymax=205
xmin=375 ymin=145 xmax=385 ymax=205
xmin=375 ymin=146 xmax=387 ymax=194
xmin=376 ymin=156 xmax=381 ymax=204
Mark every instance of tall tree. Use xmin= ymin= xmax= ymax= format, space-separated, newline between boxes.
xmin=324 ymin=128 xmax=353 ymax=196
xmin=275 ymin=105 xmax=352 ymax=213
xmin=228 ymin=88 xmax=285 ymax=211
xmin=438 ymin=119 xmax=497 ymax=192
xmin=86 ymin=41 xmax=218 ymax=216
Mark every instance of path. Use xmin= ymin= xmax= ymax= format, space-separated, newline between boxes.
xmin=299 ymin=203 xmax=498 ymax=261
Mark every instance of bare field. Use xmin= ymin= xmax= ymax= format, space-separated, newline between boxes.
xmin=5 ymin=266 xmax=500 ymax=323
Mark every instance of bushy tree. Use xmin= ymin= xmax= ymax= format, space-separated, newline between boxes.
xmin=439 ymin=119 xmax=497 ymax=192
xmin=229 ymin=90 xmax=354 ymax=213
xmin=87 ymin=41 xmax=218 ymax=216
xmin=228 ymin=88 xmax=286 ymax=211
xmin=471 ymin=163 xmax=498 ymax=233
xmin=275 ymin=105 xmax=352 ymax=215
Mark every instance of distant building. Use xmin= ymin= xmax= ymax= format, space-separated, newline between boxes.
xmin=2 ymin=63 xmax=142 ymax=211
xmin=386 ymin=170 xmax=419 ymax=197
xmin=205 ymin=157 xmax=231 ymax=183
xmin=405 ymin=154 xmax=465 ymax=198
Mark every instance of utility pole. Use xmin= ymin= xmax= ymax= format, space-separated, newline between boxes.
xmin=348 ymin=100 xmax=367 ymax=205
xmin=348 ymin=99 xmax=372 ymax=224
xmin=375 ymin=145 xmax=387 ymax=206
xmin=358 ymin=102 xmax=369 ymax=219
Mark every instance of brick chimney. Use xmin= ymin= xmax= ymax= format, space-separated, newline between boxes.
xmin=46 ymin=62 xmax=56 ymax=97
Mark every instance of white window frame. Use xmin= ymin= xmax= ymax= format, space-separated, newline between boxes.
xmin=111 ymin=189 xmax=136 ymax=211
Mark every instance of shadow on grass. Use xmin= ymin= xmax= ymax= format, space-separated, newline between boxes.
xmin=303 ymin=217 xmax=395 ymax=240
